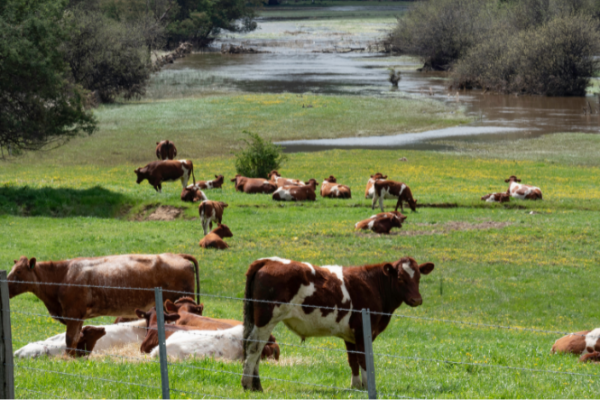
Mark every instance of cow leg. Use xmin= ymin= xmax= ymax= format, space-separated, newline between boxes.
xmin=242 ymin=324 xmax=276 ymax=391
xmin=371 ymin=191 xmax=378 ymax=210
xmin=344 ymin=341 xmax=363 ymax=389
xmin=65 ymin=320 xmax=83 ymax=357
xmin=202 ymin=218 xmax=209 ymax=236
xmin=355 ymin=341 xmax=369 ymax=388
xmin=378 ymin=194 xmax=385 ymax=212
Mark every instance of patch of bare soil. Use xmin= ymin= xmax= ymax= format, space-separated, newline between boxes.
xmin=356 ymin=221 xmax=513 ymax=237
xmin=133 ymin=205 xmax=186 ymax=221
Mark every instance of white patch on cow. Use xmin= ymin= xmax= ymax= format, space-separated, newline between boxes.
xmin=369 ymin=215 xmax=377 ymax=219
xmin=402 ymin=262 xmax=415 ymax=279
xmin=150 ymin=325 xmax=244 ymax=360
xmin=258 ymin=256 xmax=291 ymax=264
xmin=322 ymin=266 xmax=350 ymax=303
xmin=274 ymin=187 xmax=294 ymax=201
xmin=360 ymin=367 xmax=368 ymax=388
xmin=179 ymin=161 xmax=190 ymax=188
xmin=509 ymin=181 xmax=541 ymax=200
xmin=332 ymin=186 xmax=340 ymax=196
xmin=367 ymin=220 xmax=375 ymax=229
xmin=399 ymin=183 xmax=406 ymax=195
xmin=486 ymin=194 xmax=496 ymax=202
xmin=351 ymin=374 xmax=362 ymax=388
xmin=302 ymin=262 xmax=316 ymax=275
xmin=584 ymin=328 xmax=600 ymax=354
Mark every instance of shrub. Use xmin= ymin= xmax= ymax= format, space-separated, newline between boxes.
xmin=234 ymin=132 xmax=288 ymax=179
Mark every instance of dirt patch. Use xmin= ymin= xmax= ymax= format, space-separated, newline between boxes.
xmin=356 ymin=221 xmax=513 ymax=237
xmin=133 ymin=204 xmax=186 ymax=221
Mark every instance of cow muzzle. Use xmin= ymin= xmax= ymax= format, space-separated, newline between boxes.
xmin=407 ymin=297 xmax=423 ymax=307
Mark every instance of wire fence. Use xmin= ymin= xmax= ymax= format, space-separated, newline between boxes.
xmin=1 ymin=275 xmax=598 ymax=399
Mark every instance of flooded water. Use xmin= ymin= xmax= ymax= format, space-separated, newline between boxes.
xmin=162 ymin=4 xmax=600 ymax=151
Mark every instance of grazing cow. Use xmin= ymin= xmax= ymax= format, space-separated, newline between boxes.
xmin=15 ymin=326 xmax=107 ymax=358
xmin=372 ymin=180 xmax=417 ymax=213
xmin=580 ymin=352 xmax=600 ymax=363
xmin=199 ymin=200 xmax=228 ymax=235
xmin=268 ymin=170 xmax=305 ymax=188
xmin=134 ymin=160 xmax=196 ymax=192
xmin=505 ymin=176 xmax=542 ymax=200
xmin=321 ymin=176 xmax=352 ymax=199
xmin=481 ymin=193 xmax=510 ymax=203
xmin=551 ymin=329 xmax=600 ymax=355
xmin=197 ymin=175 xmax=225 ymax=190
xmin=199 ymin=224 xmax=233 ymax=249
xmin=272 ymin=179 xmax=318 ymax=202
xmin=181 ymin=184 xmax=208 ymax=203
xmin=355 ymin=211 xmax=407 ymax=234
xmin=7 ymin=254 xmax=200 ymax=356
xmin=242 ymin=255 xmax=434 ymax=391
xmin=365 ymin=173 xmax=388 ymax=199
xmin=231 ymin=175 xmax=277 ymax=194
xmin=156 ymin=140 xmax=178 ymax=160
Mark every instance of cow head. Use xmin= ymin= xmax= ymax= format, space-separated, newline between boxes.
xmin=383 ymin=257 xmax=434 ymax=307
xmin=213 ymin=224 xmax=233 ymax=238
xmin=408 ymin=198 xmax=418 ymax=212
xmin=135 ymin=308 xmax=180 ymax=328
xmin=324 ymin=176 xmax=337 ymax=183
xmin=164 ymin=298 xmax=204 ymax=315
xmin=261 ymin=335 xmax=280 ymax=361
xmin=7 ymin=256 xmax=38 ymax=298
xmin=391 ymin=211 xmax=408 ymax=226
xmin=74 ymin=326 xmax=106 ymax=357
xmin=505 ymin=176 xmax=521 ymax=183
xmin=213 ymin=175 xmax=224 ymax=187
xmin=134 ymin=166 xmax=148 ymax=184
xmin=305 ymin=179 xmax=319 ymax=190
xmin=268 ymin=170 xmax=281 ymax=180
xmin=371 ymin=173 xmax=387 ymax=180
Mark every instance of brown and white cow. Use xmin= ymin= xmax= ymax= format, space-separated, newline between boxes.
xmin=7 ymin=254 xmax=200 ymax=356
xmin=241 ymin=256 xmax=434 ymax=391
xmin=181 ymin=184 xmax=208 ymax=203
xmin=199 ymin=200 xmax=228 ymax=235
xmin=196 ymin=175 xmax=225 ymax=190
xmin=134 ymin=160 xmax=196 ymax=192
xmin=321 ymin=176 xmax=352 ymax=199
xmin=481 ymin=192 xmax=510 ymax=203
xmin=551 ymin=328 xmax=600 ymax=355
xmin=156 ymin=140 xmax=178 ymax=160
xmin=272 ymin=179 xmax=318 ymax=202
xmin=231 ymin=175 xmax=277 ymax=194
xmin=505 ymin=176 xmax=542 ymax=200
xmin=365 ymin=173 xmax=388 ymax=199
xmin=199 ymin=224 xmax=233 ymax=249
xmin=268 ymin=170 xmax=305 ymax=188
xmin=355 ymin=211 xmax=407 ymax=234
xmin=372 ymin=180 xmax=417 ymax=213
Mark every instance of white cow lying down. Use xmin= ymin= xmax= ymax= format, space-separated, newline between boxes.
xmin=14 ymin=319 xmax=146 ymax=358
xmin=150 ymin=325 xmax=244 ymax=360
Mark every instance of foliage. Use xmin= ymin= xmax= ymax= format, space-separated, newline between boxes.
xmin=234 ymin=131 xmax=287 ymax=178
xmin=0 ymin=0 xmax=96 ymax=155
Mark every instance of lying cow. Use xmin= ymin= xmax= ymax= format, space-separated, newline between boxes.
xmin=15 ymin=326 xmax=107 ymax=358
xmin=199 ymin=224 xmax=233 ymax=249
xmin=7 ymin=254 xmax=200 ymax=356
xmin=551 ymin=328 xmax=600 ymax=355
xmin=242 ymin=255 xmax=434 ymax=391
xmin=505 ymin=176 xmax=542 ymax=200
xmin=231 ymin=175 xmax=277 ymax=194
xmin=481 ymin=193 xmax=510 ymax=203
xmin=272 ymin=179 xmax=318 ymax=201
xmin=196 ymin=175 xmax=224 ymax=190
xmin=580 ymin=352 xmax=600 ymax=363
xmin=372 ymin=180 xmax=417 ymax=213
xmin=321 ymin=176 xmax=351 ymax=199
xmin=365 ymin=173 xmax=388 ymax=199
xmin=355 ymin=211 xmax=407 ymax=234
xmin=199 ymin=200 xmax=228 ymax=235
xmin=134 ymin=160 xmax=196 ymax=192
xmin=156 ymin=140 xmax=177 ymax=160
xmin=181 ymin=184 xmax=208 ymax=203
xmin=268 ymin=170 xmax=305 ymax=188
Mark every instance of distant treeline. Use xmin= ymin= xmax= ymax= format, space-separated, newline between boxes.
xmin=386 ymin=0 xmax=600 ymax=96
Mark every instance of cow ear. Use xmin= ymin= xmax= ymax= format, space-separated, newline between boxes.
xmin=29 ymin=258 xmax=36 ymax=269
xmin=135 ymin=309 xmax=147 ymax=319
xmin=222 ymin=203 xmax=228 ymax=208
xmin=215 ymin=175 xmax=218 ymax=178
xmin=382 ymin=263 xmax=395 ymax=276
xmin=164 ymin=313 xmax=180 ymax=323
xmin=418 ymin=262 xmax=434 ymax=275
xmin=156 ymin=142 xmax=159 ymax=145
xmin=13 ymin=260 xmax=17 ymax=264
xmin=504 ymin=179 xmax=510 ymax=183
xmin=191 ymin=305 xmax=203 ymax=315
xmin=517 ymin=179 xmax=521 ymax=182
xmin=164 ymin=300 xmax=179 ymax=313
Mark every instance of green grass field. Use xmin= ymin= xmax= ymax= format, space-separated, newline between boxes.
xmin=2 ymin=127 xmax=600 ymax=398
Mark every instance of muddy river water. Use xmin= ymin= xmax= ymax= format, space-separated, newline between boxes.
xmin=165 ymin=4 xmax=600 ymax=151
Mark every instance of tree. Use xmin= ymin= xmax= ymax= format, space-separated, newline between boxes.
xmin=234 ymin=131 xmax=287 ymax=179
xmin=0 ymin=0 xmax=96 ymax=155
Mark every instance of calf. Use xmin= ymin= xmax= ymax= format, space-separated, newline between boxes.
xmin=481 ymin=193 xmax=510 ymax=203
xmin=268 ymin=170 xmax=305 ymax=188
xmin=321 ymin=176 xmax=352 ymax=199
xmin=15 ymin=326 xmax=107 ymax=358
xmin=156 ymin=140 xmax=177 ymax=160
xmin=365 ymin=173 xmax=388 ymax=199
xmin=272 ymin=179 xmax=318 ymax=201
xmin=242 ymin=255 xmax=434 ymax=391
xmin=231 ymin=175 xmax=277 ymax=194
xmin=372 ymin=180 xmax=417 ymax=213
xmin=199 ymin=200 xmax=228 ymax=235
xmin=551 ymin=329 xmax=600 ymax=355
xmin=197 ymin=175 xmax=225 ymax=190
xmin=355 ymin=211 xmax=407 ymax=234
xmin=181 ymin=184 xmax=208 ymax=203
xmin=134 ymin=160 xmax=196 ymax=192
xmin=505 ymin=176 xmax=542 ymax=200
xmin=199 ymin=224 xmax=233 ymax=249
xmin=7 ymin=253 xmax=200 ymax=356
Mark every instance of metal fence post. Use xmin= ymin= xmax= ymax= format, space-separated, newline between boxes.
xmin=154 ymin=288 xmax=170 ymax=399
xmin=0 ymin=271 xmax=15 ymax=399
xmin=361 ymin=308 xmax=377 ymax=399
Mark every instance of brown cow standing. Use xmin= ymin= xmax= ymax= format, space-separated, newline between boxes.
xmin=181 ymin=184 xmax=208 ymax=203
xmin=134 ymin=160 xmax=196 ymax=192
xmin=242 ymin=256 xmax=434 ymax=391
xmin=199 ymin=201 xmax=228 ymax=235
xmin=272 ymin=179 xmax=318 ymax=201
xmin=156 ymin=140 xmax=178 ymax=160
xmin=365 ymin=173 xmax=388 ymax=199
xmin=481 ymin=193 xmax=510 ymax=203
xmin=355 ymin=211 xmax=407 ymax=234
xmin=231 ymin=175 xmax=277 ymax=194
xmin=7 ymin=254 xmax=200 ymax=356
xmin=197 ymin=175 xmax=225 ymax=190
xmin=199 ymin=224 xmax=233 ymax=249
xmin=551 ymin=328 xmax=600 ymax=355
xmin=372 ymin=180 xmax=417 ymax=213
xmin=268 ymin=170 xmax=305 ymax=188
xmin=505 ymin=176 xmax=543 ymax=200
xmin=321 ymin=176 xmax=351 ymax=199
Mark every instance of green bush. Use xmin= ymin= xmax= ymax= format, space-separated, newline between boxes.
xmin=234 ymin=131 xmax=287 ymax=179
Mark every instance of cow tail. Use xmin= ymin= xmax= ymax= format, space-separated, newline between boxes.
xmin=180 ymin=254 xmax=200 ymax=304
xmin=243 ymin=259 xmax=267 ymax=359
xmin=191 ymin=161 xmax=196 ymax=185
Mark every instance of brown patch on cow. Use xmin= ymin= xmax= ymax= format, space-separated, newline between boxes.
xmin=147 ymin=206 xmax=185 ymax=221
xmin=580 ymin=352 xmax=600 ymax=363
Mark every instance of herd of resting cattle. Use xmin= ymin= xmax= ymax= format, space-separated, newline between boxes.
xmin=7 ymin=139 xmax=598 ymax=392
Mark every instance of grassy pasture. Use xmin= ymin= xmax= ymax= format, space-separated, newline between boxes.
xmin=2 ymin=134 xmax=600 ymax=398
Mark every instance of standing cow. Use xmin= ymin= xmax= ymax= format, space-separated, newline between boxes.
xmin=7 ymin=254 xmax=200 ymax=357
xmin=365 ymin=173 xmax=388 ymax=199
xmin=134 ymin=160 xmax=196 ymax=192
xmin=241 ymin=256 xmax=434 ymax=391
xmin=199 ymin=200 xmax=228 ymax=235
xmin=156 ymin=140 xmax=178 ymax=160
xmin=372 ymin=180 xmax=417 ymax=213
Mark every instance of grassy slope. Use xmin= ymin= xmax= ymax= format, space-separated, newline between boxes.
xmin=2 ymin=136 xmax=600 ymax=398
